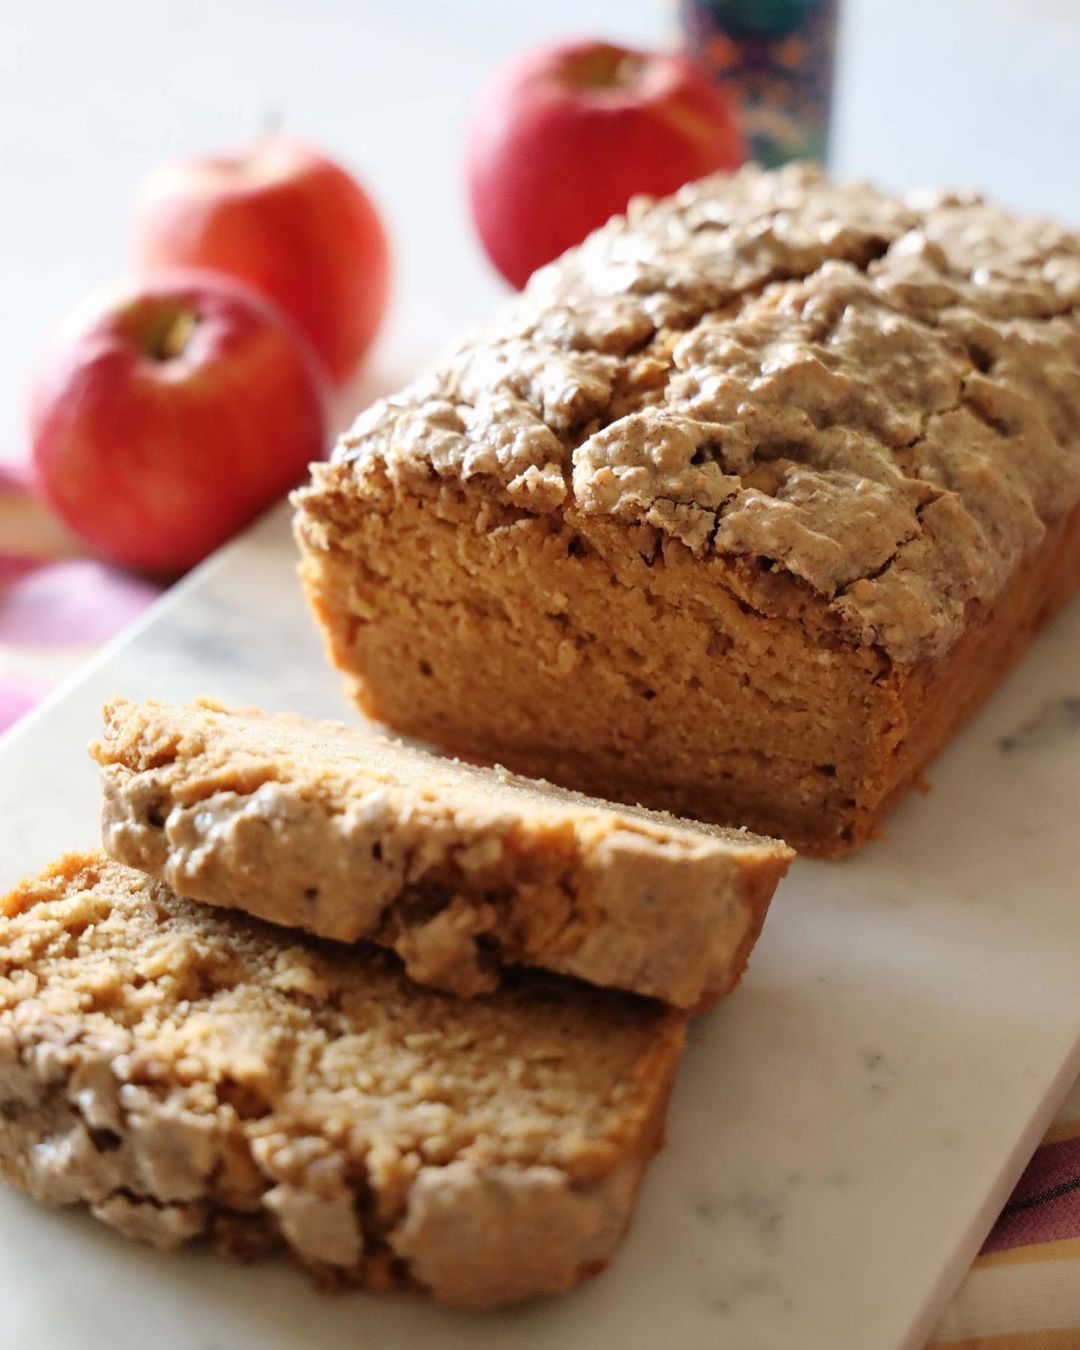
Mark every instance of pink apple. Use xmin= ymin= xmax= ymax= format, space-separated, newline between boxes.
xmin=466 ymin=38 xmax=746 ymax=289
xmin=29 ymin=270 xmax=329 ymax=573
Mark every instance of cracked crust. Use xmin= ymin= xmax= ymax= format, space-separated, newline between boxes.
xmin=0 ymin=852 xmax=684 ymax=1308
xmin=91 ymin=699 xmax=789 ymax=1010
xmin=301 ymin=164 xmax=1080 ymax=665
xmin=293 ymin=164 xmax=1080 ymax=853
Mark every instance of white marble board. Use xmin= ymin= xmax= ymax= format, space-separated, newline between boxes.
xmin=6 ymin=2 xmax=1080 ymax=1344
xmin=0 ymin=502 xmax=1078 ymax=1350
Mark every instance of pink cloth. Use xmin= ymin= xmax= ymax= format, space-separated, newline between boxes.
xmin=981 ymin=1134 xmax=1080 ymax=1254
xmin=0 ymin=558 xmax=158 ymax=647
xmin=0 ymin=465 xmax=160 ymax=735
xmin=0 ymin=679 xmax=41 ymax=731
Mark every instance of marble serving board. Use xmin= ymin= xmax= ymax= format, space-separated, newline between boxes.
xmin=1 ymin=502 xmax=1079 ymax=1350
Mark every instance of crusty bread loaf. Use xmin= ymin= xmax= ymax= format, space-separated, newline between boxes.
xmin=0 ymin=852 xmax=684 ymax=1308
xmin=293 ymin=163 xmax=1080 ymax=855
xmin=92 ymin=699 xmax=789 ymax=1010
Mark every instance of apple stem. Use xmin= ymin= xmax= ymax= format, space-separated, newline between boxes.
xmin=563 ymin=46 xmax=645 ymax=92
xmin=150 ymin=309 xmax=199 ymax=362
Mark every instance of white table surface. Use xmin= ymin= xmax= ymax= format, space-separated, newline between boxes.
xmin=2 ymin=4 xmax=1080 ymax=1349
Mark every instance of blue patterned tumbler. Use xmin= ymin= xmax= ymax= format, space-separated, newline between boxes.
xmin=677 ymin=0 xmax=839 ymax=167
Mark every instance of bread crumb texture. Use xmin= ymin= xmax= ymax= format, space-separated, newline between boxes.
xmin=0 ymin=853 xmax=684 ymax=1307
xmin=92 ymin=698 xmax=790 ymax=1008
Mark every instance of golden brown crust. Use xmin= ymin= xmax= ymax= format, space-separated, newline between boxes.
xmin=304 ymin=163 xmax=1080 ymax=665
xmin=0 ymin=853 xmax=685 ymax=1307
xmin=92 ymin=699 xmax=790 ymax=1008
xmin=856 ymin=492 xmax=1080 ymax=848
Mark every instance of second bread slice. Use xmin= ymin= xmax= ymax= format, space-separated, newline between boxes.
xmin=92 ymin=698 xmax=792 ymax=1009
xmin=0 ymin=852 xmax=683 ymax=1307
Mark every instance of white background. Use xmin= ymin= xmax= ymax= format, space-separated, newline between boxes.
xmin=2 ymin=0 xmax=1080 ymax=459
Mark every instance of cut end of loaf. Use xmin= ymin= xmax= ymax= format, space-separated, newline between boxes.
xmin=293 ymin=163 xmax=1080 ymax=855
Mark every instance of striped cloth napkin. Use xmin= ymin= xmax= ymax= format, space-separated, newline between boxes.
xmin=2 ymin=463 xmax=1080 ymax=1346
xmin=932 ymin=1075 xmax=1080 ymax=1348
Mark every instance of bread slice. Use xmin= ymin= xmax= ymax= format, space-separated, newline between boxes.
xmin=91 ymin=698 xmax=790 ymax=1011
xmin=0 ymin=852 xmax=685 ymax=1308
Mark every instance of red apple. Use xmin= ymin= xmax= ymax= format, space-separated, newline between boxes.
xmin=466 ymin=38 xmax=746 ymax=289
xmin=29 ymin=270 xmax=328 ymax=573
xmin=134 ymin=138 xmax=390 ymax=386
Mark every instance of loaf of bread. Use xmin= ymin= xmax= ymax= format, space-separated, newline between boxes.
xmin=294 ymin=164 xmax=1080 ymax=855
xmin=0 ymin=852 xmax=684 ymax=1307
xmin=92 ymin=698 xmax=790 ymax=1009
